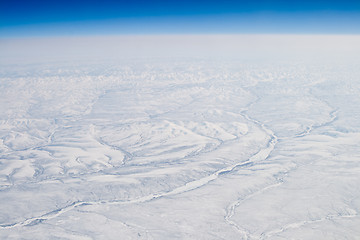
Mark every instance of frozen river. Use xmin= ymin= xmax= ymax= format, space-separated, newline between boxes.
xmin=0 ymin=35 xmax=360 ymax=239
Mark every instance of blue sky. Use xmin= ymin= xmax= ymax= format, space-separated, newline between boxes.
xmin=1 ymin=0 xmax=360 ymax=37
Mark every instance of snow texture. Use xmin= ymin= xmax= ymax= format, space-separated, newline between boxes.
xmin=0 ymin=35 xmax=360 ymax=239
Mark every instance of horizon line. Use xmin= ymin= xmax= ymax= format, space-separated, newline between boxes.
xmin=2 ymin=32 xmax=360 ymax=40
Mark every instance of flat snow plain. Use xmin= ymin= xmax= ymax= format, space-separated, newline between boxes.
xmin=0 ymin=35 xmax=360 ymax=239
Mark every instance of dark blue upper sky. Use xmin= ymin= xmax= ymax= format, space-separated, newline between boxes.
xmin=1 ymin=0 xmax=360 ymax=36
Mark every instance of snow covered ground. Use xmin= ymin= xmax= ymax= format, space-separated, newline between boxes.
xmin=0 ymin=35 xmax=360 ymax=239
